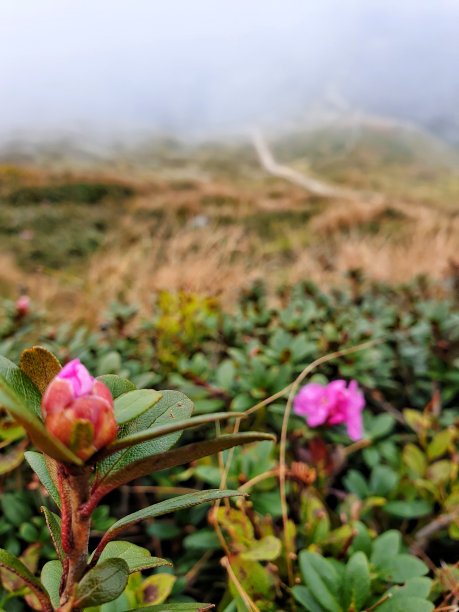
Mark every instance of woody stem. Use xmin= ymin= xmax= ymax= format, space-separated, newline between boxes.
xmin=58 ymin=466 xmax=91 ymax=611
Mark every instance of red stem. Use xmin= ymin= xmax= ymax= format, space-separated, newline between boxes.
xmin=57 ymin=465 xmax=73 ymax=554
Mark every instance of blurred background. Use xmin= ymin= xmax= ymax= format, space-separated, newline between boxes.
xmin=1 ymin=0 xmax=459 ymax=320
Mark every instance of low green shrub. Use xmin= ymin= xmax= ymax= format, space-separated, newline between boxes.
xmin=0 ymin=278 xmax=457 ymax=610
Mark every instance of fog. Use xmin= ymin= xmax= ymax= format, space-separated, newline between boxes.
xmin=1 ymin=0 xmax=459 ymax=142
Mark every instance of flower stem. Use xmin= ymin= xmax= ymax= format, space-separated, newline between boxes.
xmin=58 ymin=465 xmax=91 ymax=611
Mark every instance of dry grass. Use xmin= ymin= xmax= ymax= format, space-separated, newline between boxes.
xmin=2 ymin=133 xmax=459 ymax=323
xmin=308 ymin=198 xmax=392 ymax=235
xmin=332 ymin=215 xmax=459 ymax=282
xmin=10 ymin=204 xmax=458 ymax=325
xmin=14 ymin=224 xmax=263 ymax=323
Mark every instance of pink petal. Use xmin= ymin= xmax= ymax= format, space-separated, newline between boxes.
xmin=294 ymin=383 xmax=330 ymax=427
xmin=346 ymin=411 xmax=363 ymax=441
xmin=58 ymin=359 xmax=94 ymax=397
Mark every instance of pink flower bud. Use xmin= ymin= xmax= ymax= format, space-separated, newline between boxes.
xmin=15 ymin=295 xmax=30 ymax=317
xmin=42 ymin=359 xmax=118 ymax=460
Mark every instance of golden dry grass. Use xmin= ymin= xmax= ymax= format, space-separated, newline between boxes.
xmin=1 ymin=142 xmax=459 ymax=324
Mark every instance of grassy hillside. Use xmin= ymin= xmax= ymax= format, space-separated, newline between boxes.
xmin=1 ymin=124 xmax=458 ymax=323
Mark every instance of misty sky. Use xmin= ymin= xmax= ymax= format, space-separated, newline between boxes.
xmin=1 ymin=0 xmax=459 ymax=139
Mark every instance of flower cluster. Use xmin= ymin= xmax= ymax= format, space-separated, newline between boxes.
xmin=42 ymin=359 xmax=118 ymax=460
xmin=294 ymin=379 xmax=365 ymax=440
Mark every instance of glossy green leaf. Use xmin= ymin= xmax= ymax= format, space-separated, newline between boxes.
xmin=75 ymin=558 xmax=129 ymax=608
xmin=25 ymin=451 xmax=61 ymax=507
xmin=1 ymin=543 xmax=41 ymax=592
xmin=369 ymin=465 xmax=399 ymax=497
xmin=0 ymin=369 xmax=82 ymax=465
xmin=101 ymin=489 xmax=244 ymax=543
xmin=390 ymin=577 xmax=433 ymax=599
xmin=291 ymin=586 xmax=325 ymax=612
xmin=41 ymin=507 xmax=64 ymax=562
xmin=368 ymin=414 xmax=395 ymax=439
xmin=384 ymin=500 xmax=433 ymax=519
xmin=0 ymin=548 xmax=52 ymax=612
xmin=95 ymin=390 xmax=194 ymax=485
xmin=378 ymin=554 xmax=429 ymax=583
xmin=298 ymin=551 xmax=341 ymax=612
xmin=371 ymin=530 xmax=401 ymax=566
xmin=19 ymin=346 xmax=61 ymax=394
xmin=342 ymin=552 xmax=370 ymax=611
xmin=97 ymin=541 xmax=171 ymax=573
xmin=97 ymin=433 xmax=274 ymax=494
xmin=41 ymin=560 xmax=62 ymax=609
xmin=100 ymin=411 xmax=246 ymax=457
xmin=0 ymin=355 xmax=42 ymax=417
xmin=97 ymin=375 xmax=136 ymax=399
xmin=376 ymin=596 xmax=434 ymax=612
xmin=141 ymin=603 xmax=214 ymax=611
xmin=114 ymin=389 xmax=163 ymax=425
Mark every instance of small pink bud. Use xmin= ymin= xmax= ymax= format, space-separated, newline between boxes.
xmin=15 ymin=295 xmax=30 ymax=317
xmin=42 ymin=359 xmax=118 ymax=460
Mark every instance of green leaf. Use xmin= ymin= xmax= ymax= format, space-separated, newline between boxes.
xmin=99 ymin=412 xmax=246 ymax=458
xmin=97 ymin=375 xmax=136 ymax=399
xmin=140 ymin=573 xmax=176 ymax=605
xmin=369 ymin=465 xmax=399 ymax=497
xmin=368 ymin=414 xmax=395 ymax=439
xmin=0 ymin=368 xmax=82 ymax=465
xmin=427 ymin=429 xmax=454 ymax=461
xmin=298 ymin=551 xmax=341 ymax=612
xmin=371 ymin=530 xmax=401 ymax=566
xmin=0 ymin=355 xmax=42 ymax=417
xmin=384 ymin=500 xmax=433 ymax=519
xmin=114 ymin=389 xmax=163 ymax=425
xmin=183 ymin=529 xmax=221 ymax=551
xmin=0 ymin=548 xmax=52 ymax=612
xmin=25 ymin=451 xmax=61 ymax=506
xmin=41 ymin=507 xmax=64 ymax=562
xmin=228 ymin=556 xmax=274 ymax=604
xmin=75 ymin=558 xmax=129 ymax=608
xmin=97 ymin=541 xmax=171 ymax=573
xmin=403 ymin=444 xmax=427 ymax=477
xmin=378 ymin=554 xmax=429 ymax=583
xmin=94 ymin=390 xmax=194 ymax=486
xmin=101 ymin=489 xmax=245 ymax=543
xmin=141 ymin=604 xmax=214 ymax=611
xmin=96 ymin=433 xmax=275 ymax=495
xmin=376 ymin=596 xmax=434 ymax=612
xmin=342 ymin=552 xmax=370 ymax=611
xmin=70 ymin=420 xmax=94 ymax=455
xmin=393 ymin=577 xmax=433 ymax=598
xmin=350 ymin=521 xmax=373 ymax=557
xmin=343 ymin=470 xmax=369 ymax=499
xmin=291 ymin=586 xmax=325 ymax=612
xmin=41 ymin=560 xmax=62 ymax=609
xmin=19 ymin=346 xmax=61 ymax=394
xmin=241 ymin=535 xmax=282 ymax=561
xmin=0 ymin=440 xmax=27 ymax=475
xmin=1 ymin=492 xmax=33 ymax=526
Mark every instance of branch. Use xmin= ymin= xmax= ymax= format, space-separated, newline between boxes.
xmin=411 ymin=510 xmax=459 ymax=551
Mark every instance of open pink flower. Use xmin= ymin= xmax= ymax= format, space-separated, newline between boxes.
xmin=42 ymin=359 xmax=117 ymax=460
xmin=294 ymin=379 xmax=365 ymax=441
